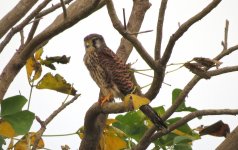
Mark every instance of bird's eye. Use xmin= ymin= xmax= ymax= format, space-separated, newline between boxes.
xmin=85 ymin=42 xmax=90 ymax=48
xmin=92 ymin=38 xmax=101 ymax=48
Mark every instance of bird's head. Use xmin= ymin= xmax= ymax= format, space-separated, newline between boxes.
xmin=84 ymin=34 xmax=106 ymax=52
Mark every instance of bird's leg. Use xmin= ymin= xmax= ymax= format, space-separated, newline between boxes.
xmin=99 ymin=93 xmax=113 ymax=106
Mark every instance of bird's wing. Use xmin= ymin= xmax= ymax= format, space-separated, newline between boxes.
xmin=97 ymin=47 xmax=134 ymax=95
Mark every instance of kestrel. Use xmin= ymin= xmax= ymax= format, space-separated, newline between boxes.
xmin=83 ymin=33 xmax=166 ymax=129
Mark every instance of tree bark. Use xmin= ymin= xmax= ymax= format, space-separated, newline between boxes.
xmin=216 ymin=125 xmax=238 ymax=150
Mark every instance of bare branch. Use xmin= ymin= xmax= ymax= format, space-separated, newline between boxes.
xmin=151 ymin=109 xmax=238 ymax=142
xmin=208 ymin=65 xmax=238 ymax=76
xmin=106 ymin=0 xmax=157 ymax=70
xmin=0 ymin=0 xmax=101 ymax=100
xmin=38 ymin=0 xmax=74 ymax=18
xmin=154 ymin=0 xmax=168 ymax=60
xmin=25 ymin=19 xmax=40 ymax=45
xmin=222 ymin=20 xmax=229 ymax=51
xmin=60 ymin=0 xmax=68 ymax=19
xmin=0 ymin=0 xmax=52 ymax=54
xmin=32 ymin=94 xmax=80 ymax=150
xmin=214 ymin=44 xmax=238 ymax=61
xmin=134 ymin=109 xmax=238 ymax=150
xmin=116 ymin=0 xmax=151 ymax=62
xmin=0 ymin=0 xmax=38 ymax=38
xmin=161 ymin=0 xmax=222 ymax=66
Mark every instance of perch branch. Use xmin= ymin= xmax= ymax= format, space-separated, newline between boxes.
xmin=154 ymin=0 xmax=168 ymax=60
xmin=32 ymin=94 xmax=80 ymax=150
xmin=60 ymin=0 xmax=68 ymax=19
xmin=79 ymin=101 xmax=132 ymax=149
xmin=161 ymin=0 xmax=222 ymax=66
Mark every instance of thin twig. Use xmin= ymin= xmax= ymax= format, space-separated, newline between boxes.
xmin=129 ymin=30 xmax=153 ymax=35
xmin=161 ymin=0 xmax=222 ymax=66
xmin=25 ymin=19 xmax=40 ymax=45
xmin=106 ymin=0 xmax=157 ymax=70
xmin=150 ymin=109 xmax=238 ymax=142
xmin=60 ymin=0 xmax=67 ymax=19
xmin=123 ymin=8 xmax=127 ymax=31
xmin=154 ymin=0 xmax=168 ymax=60
xmin=32 ymin=94 xmax=80 ymax=150
xmin=222 ymin=19 xmax=229 ymax=51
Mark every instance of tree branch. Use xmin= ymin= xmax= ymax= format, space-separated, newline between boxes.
xmin=32 ymin=94 xmax=80 ymax=150
xmin=154 ymin=0 xmax=168 ymax=60
xmin=0 ymin=0 xmax=38 ymax=38
xmin=106 ymin=0 xmax=157 ymax=70
xmin=0 ymin=0 xmax=101 ymax=101
xmin=116 ymin=0 xmax=151 ymax=62
xmin=79 ymin=101 xmax=133 ymax=149
xmin=134 ymin=109 xmax=238 ymax=150
xmin=150 ymin=109 xmax=238 ymax=142
xmin=0 ymin=0 xmax=52 ymax=54
xmin=161 ymin=0 xmax=222 ymax=66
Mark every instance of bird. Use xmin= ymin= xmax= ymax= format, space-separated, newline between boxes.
xmin=83 ymin=33 xmax=167 ymax=129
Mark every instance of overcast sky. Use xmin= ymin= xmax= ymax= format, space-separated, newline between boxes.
xmin=1 ymin=0 xmax=238 ymax=149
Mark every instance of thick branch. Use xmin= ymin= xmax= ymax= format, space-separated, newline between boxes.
xmin=0 ymin=0 xmax=38 ymax=38
xmin=0 ymin=0 xmax=101 ymax=101
xmin=79 ymin=102 xmax=131 ymax=149
xmin=134 ymin=109 xmax=238 ymax=150
xmin=154 ymin=0 xmax=168 ymax=60
xmin=106 ymin=0 xmax=157 ymax=70
xmin=161 ymin=0 xmax=222 ymax=66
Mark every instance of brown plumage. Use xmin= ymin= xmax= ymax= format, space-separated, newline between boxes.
xmin=83 ymin=33 xmax=166 ymax=129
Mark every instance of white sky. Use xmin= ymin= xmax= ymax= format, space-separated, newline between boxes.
xmin=1 ymin=0 xmax=238 ymax=149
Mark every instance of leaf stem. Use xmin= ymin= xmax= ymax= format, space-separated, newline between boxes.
xmin=42 ymin=132 xmax=76 ymax=137
xmin=28 ymin=80 xmax=34 ymax=110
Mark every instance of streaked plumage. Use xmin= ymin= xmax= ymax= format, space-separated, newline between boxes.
xmin=83 ymin=33 xmax=166 ymax=129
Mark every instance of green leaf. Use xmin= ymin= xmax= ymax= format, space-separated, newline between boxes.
xmin=173 ymin=136 xmax=192 ymax=144
xmin=174 ymin=143 xmax=192 ymax=150
xmin=3 ymin=110 xmax=35 ymax=135
xmin=0 ymin=136 xmax=6 ymax=150
xmin=113 ymin=111 xmax=147 ymax=141
xmin=172 ymin=88 xmax=197 ymax=112
xmin=1 ymin=95 xmax=27 ymax=116
xmin=153 ymin=106 xmax=166 ymax=115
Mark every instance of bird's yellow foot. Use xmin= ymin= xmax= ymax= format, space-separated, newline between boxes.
xmin=99 ymin=94 xmax=113 ymax=106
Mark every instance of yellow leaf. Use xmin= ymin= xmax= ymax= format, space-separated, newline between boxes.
xmin=35 ymin=48 xmax=43 ymax=61
xmin=106 ymin=119 xmax=117 ymax=125
xmin=0 ymin=120 xmax=15 ymax=138
xmin=99 ymin=127 xmax=127 ymax=150
xmin=26 ymin=56 xmax=42 ymax=81
xmin=172 ymin=129 xmax=194 ymax=139
xmin=36 ymin=73 xmax=77 ymax=95
xmin=124 ymin=94 xmax=150 ymax=110
xmin=14 ymin=132 xmax=44 ymax=149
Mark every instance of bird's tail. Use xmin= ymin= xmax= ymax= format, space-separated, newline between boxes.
xmin=140 ymin=104 xmax=167 ymax=130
